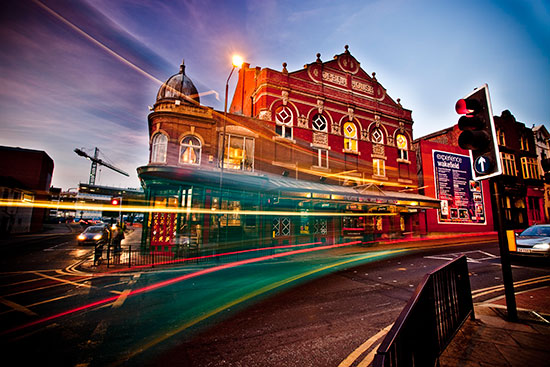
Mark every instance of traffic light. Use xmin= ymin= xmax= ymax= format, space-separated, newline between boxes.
xmin=111 ymin=197 xmax=121 ymax=206
xmin=455 ymin=84 xmax=502 ymax=180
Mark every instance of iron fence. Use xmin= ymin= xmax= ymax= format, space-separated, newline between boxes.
xmin=373 ymin=254 xmax=474 ymax=367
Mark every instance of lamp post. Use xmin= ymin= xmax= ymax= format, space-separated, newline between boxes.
xmin=218 ymin=55 xmax=243 ymax=245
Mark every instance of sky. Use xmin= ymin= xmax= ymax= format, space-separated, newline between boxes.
xmin=0 ymin=0 xmax=548 ymax=190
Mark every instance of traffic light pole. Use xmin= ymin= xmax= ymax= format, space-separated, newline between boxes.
xmin=491 ymin=178 xmax=518 ymax=321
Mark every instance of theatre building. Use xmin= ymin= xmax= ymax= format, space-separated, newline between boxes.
xmin=137 ymin=46 xmax=439 ymax=254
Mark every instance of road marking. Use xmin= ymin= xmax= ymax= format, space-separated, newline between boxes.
xmin=338 ymin=323 xmax=393 ymax=367
xmin=112 ymin=274 xmax=140 ymax=309
xmin=472 ymin=275 xmax=550 ymax=299
xmin=32 ymin=271 xmax=93 ymax=289
xmin=0 ymin=296 xmax=37 ymax=316
xmin=43 ymin=242 xmax=69 ymax=251
xmin=424 ymin=250 xmax=499 ymax=263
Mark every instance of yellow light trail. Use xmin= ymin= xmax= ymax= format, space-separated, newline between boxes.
xmin=0 ymin=200 xmax=398 ymax=217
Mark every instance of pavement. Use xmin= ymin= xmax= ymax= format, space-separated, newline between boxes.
xmin=439 ymin=289 xmax=550 ymax=367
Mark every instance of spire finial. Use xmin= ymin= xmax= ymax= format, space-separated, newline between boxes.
xmin=180 ymin=58 xmax=186 ymax=74
xmin=316 ymin=53 xmax=321 ymax=63
xmin=344 ymin=45 xmax=349 ymax=53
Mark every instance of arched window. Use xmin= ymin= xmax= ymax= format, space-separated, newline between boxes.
xmin=371 ymin=128 xmax=384 ymax=144
xmin=396 ymin=133 xmax=408 ymax=161
xmin=343 ymin=122 xmax=358 ymax=151
xmin=151 ymin=133 xmax=168 ymax=163
xmin=312 ymin=113 xmax=327 ymax=132
xmin=179 ymin=136 xmax=201 ymax=165
xmin=275 ymin=106 xmax=293 ymax=139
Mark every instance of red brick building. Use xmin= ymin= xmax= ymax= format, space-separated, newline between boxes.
xmin=137 ymin=47 xmax=439 ymax=253
xmin=0 ymin=146 xmax=54 ymax=233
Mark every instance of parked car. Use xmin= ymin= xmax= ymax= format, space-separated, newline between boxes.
xmin=77 ymin=225 xmax=110 ymax=246
xmin=513 ymin=224 xmax=550 ymax=257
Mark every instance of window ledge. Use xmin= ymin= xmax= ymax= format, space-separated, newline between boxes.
xmin=397 ymin=158 xmax=411 ymax=164
xmin=372 ymin=174 xmax=388 ymax=180
xmin=342 ymin=149 xmax=360 ymax=155
xmin=311 ymin=165 xmax=331 ymax=172
xmin=272 ymin=136 xmax=296 ymax=144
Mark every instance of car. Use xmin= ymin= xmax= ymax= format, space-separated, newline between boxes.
xmin=513 ymin=224 xmax=550 ymax=257
xmin=77 ymin=225 xmax=110 ymax=246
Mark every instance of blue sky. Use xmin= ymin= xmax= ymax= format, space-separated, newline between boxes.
xmin=0 ymin=0 xmax=548 ymax=190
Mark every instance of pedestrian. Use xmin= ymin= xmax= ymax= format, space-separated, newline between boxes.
xmin=113 ymin=223 xmax=125 ymax=252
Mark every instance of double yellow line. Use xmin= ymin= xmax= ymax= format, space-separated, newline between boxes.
xmin=472 ymin=274 xmax=550 ymax=299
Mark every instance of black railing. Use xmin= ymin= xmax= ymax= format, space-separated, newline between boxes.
xmin=373 ymin=255 xmax=474 ymax=367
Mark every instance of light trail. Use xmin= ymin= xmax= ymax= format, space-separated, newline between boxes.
xmin=2 ymin=240 xmax=363 ymax=336
xmin=0 ymin=199 xmax=399 ymax=217
xmin=119 ymin=248 xmax=409 ymax=365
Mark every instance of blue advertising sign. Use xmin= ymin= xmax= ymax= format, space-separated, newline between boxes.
xmin=433 ymin=150 xmax=486 ymax=224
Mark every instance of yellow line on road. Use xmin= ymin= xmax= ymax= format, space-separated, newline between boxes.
xmin=32 ymin=271 xmax=93 ymax=289
xmin=472 ymin=275 xmax=550 ymax=299
xmin=113 ymin=249 xmax=408 ymax=366
xmin=338 ymin=323 xmax=393 ymax=367
xmin=0 ymin=297 xmax=37 ymax=316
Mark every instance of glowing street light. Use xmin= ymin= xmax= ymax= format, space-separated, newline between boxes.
xmin=218 ymin=54 xmax=243 ymax=244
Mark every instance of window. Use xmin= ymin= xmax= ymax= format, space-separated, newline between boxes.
xmin=396 ymin=134 xmax=409 ymax=161
xmin=520 ymin=136 xmax=529 ymax=151
xmin=521 ymin=157 xmax=540 ymax=179
xmin=151 ymin=133 xmax=168 ymax=163
xmin=497 ymin=129 xmax=506 ymax=146
xmin=501 ymin=152 xmax=516 ymax=176
xmin=373 ymin=158 xmax=386 ymax=177
xmin=371 ymin=128 xmax=384 ymax=144
xmin=312 ymin=114 xmax=327 ymax=132
xmin=221 ymin=134 xmax=254 ymax=171
xmin=273 ymin=217 xmax=291 ymax=237
xmin=343 ymin=122 xmax=358 ymax=151
xmin=179 ymin=136 xmax=201 ymax=165
xmin=313 ymin=148 xmax=329 ymax=168
xmin=275 ymin=106 xmax=293 ymax=139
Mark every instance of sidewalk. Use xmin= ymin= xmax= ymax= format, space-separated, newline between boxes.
xmin=439 ymin=286 xmax=550 ymax=367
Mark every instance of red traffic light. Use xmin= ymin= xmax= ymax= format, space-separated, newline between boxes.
xmin=111 ymin=197 xmax=120 ymax=205
xmin=455 ymin=98 xmax=481 ymax=117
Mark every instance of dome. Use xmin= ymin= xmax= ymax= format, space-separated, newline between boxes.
xmin=156 ymin=59 xmax=200 ymax=104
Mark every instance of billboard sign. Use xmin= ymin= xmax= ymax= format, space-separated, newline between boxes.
xmin=433 ymin=150 xmax=486 ymax=224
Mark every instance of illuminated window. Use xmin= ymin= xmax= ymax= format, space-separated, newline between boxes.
xmin=500 ymin=152 xmax=516 ymax=176
xmin=521 ymin=157 xmax=540 ymax=179
xmin=520 ymin=136 xmax=529 ymax=151
xmin=151 ymin=133 xmax=168 ymax=163
xmin=221 ymin=134 xmax=254 ymax=171
xmin=497 ymin=129 xmax=506 ymax=146
xmin=179 ymin=136 xmax=201 ymax=165
xmin=344 ymin=122 xmax=358 ymax=151
xmin=312 ymin=114 xmax=327 ymax=132
xmin=275 ymin=106 xmax=293 ymax=139
xmin=373 ymin=158 xmax=386 ymax=177
xmin=372 ymin=128 xmax=384 ymax=144
xmin=396 ymin=134 xmax=409 ymax=161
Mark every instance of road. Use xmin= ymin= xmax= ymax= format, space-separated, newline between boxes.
xmin=0 ymin=228 xmax=548 ymax=366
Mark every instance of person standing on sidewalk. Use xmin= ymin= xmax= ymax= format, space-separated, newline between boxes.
xmin=112 ymin=223 xmax=125 ymax=253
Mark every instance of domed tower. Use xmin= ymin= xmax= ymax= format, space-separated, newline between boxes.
xmin=145 ymin=59 xmax=213 ymax=168
xmin=156 ymin=59 xmax=200 ymax=105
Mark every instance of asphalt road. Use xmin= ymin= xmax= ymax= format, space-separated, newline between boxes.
xmin=0 ymin=230 xmax=548 ymax=367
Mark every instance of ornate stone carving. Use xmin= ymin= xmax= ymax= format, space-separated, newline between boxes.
xmin=313 ymin=132 xmax=328 ymax=146
xmin=361 ymin=129 xmax=370 ymax=141
xmin=347 ymin=107 xmax=354 ymax=121
xmin=258 ymin=110 xmax=272 ymax=121
xmin=372 ymin=144 xmax=385 ymax=156
xmin=317 ymin=99 xmax=324 ymax=114
xmin=297 ymin=114 xmax=308 ymax=128
xmin=332 ymin=121 xmax=341 ymax=135
xmin=282 ymin=90 xmax=289 ymax=106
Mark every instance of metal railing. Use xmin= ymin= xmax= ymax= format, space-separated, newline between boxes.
xmin=373 ymin=255 xmax=474 ymax=367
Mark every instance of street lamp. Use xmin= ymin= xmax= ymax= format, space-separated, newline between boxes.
xmin=218 ymin=54 xmax=243 ymax=244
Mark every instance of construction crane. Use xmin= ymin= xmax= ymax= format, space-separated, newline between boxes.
xmin=74 ymin=147 xmax=129 ymax=185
